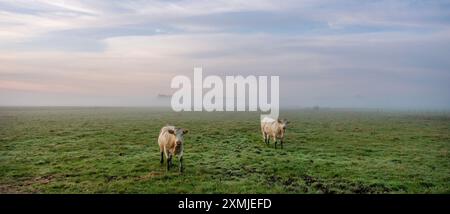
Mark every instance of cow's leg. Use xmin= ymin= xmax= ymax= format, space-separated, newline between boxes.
xmin=163 ymin=149 xmax=169 ymax=166
xmin=280 ymin=140 xmax=284 ymax=149
xmin=261 ymin=131 xmax=265 ymax=143
xmin=167 ymin=154 xmax=172 ymax=171
xmin=179 ymin=156 xmax=184 ymax=173
xmin=160 ymin=152 xmax=164 ymax=164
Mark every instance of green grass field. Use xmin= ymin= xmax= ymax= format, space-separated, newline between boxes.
xmin=0 ymin=107 xmax=449 ymax=193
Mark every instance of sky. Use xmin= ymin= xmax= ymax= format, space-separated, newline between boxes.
xmin=0 ymin=0 xmax=449 ymax=109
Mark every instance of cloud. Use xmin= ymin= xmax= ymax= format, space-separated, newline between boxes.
xmin=0 ymin=0 xmax=279 ymax=42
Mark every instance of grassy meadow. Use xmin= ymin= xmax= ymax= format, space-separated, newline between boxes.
xmin=0 ymin=107 xmax=449 ymax=193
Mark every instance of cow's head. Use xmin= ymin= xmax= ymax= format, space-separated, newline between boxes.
xmin=277 ymin=119 xmax=290 ymax=137
xmin=168 ymin=128 xmax=189 ymax=146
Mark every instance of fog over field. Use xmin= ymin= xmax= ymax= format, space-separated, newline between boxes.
xmin=1 ymin=1 xmax=450 ymax=195
xmin=1 ymin=0 xmax=450 ymax=109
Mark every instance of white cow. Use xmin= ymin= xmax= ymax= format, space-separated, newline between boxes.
xmin=261 ymin=117 xmax=289 ymax=148
xmin=158 ymin=125 xmax=189 ymax=172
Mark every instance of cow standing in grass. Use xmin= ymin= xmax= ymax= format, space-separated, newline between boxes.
xmin=261 ymin=117 xmax=289 ymax=148
xmin=158 ymin=125 xmax=188 ymax=172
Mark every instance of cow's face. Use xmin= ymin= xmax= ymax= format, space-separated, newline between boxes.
xmin=168 ymin=128 xmax=189 ymax=146
xmin=278 ymin=119 xmax=290 ymax=137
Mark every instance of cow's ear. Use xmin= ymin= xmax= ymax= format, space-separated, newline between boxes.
xmin=168 ymin=129 xmax=175 ymax=134
xmin=284 ymin=119 xmax=290 ymax=124
xmin=183 ymin=129 xmax=189 ymax=134
xmin=277 ymin=119 xmax=282 ymax=123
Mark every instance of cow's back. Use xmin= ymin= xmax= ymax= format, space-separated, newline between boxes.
xmin=261 ymin=117 xmax=274 ymax=132
xmin=158 ymin=126 xmax=176 ymax=149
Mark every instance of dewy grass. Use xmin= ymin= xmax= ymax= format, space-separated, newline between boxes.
xmin=0 ymin=107 xmax=449 ymax=193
